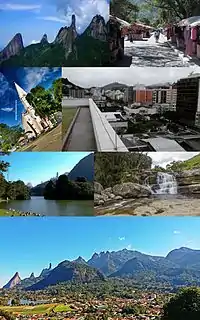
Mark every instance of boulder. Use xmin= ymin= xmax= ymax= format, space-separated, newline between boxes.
xmin=176 ymin=169 xmax=200 ymax=186
xmin=94 ymin=193 xmax=109 ymax=206
xmin=94 ymin=182 xmax=104 ymax=194
xmin=178 ymin=184 xmax=200 ymax=194
xmin=112 ymin=182 xmax=151 ymax=199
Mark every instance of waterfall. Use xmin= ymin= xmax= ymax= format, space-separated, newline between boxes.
xmin=155 ymin=172 xmax=177 ymax=195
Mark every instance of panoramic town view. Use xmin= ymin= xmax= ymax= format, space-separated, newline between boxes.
xmin=0 ymin=0 xmax=110 ymax=67
xmin=0 ymin=67 xmax=62 ymax=152
xmin=0 ymin=152 xmax=94 ymax=216
xmin=62 ymin=67 xmax=200 ymax=152
xmin=0 ymin=217 xmax=200 ymax=320
xmin=110 ymin=0 xmax=200 ymax=67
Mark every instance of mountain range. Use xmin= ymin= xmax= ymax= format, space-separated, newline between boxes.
xmin=4 ymin=247 xmax=200 ymax=291
xmin=31 ymin=153 xmax=93 ymax=196
xmin=0 ymin=15 xmax=110 ymax=67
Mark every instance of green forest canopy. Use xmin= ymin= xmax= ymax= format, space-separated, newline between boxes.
xmin=110 ymin=0 xmax=200 ymax=26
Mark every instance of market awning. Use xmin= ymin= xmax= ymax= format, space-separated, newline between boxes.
xmin=109 ymin=15 xmax=131 ymax=27
xmin=178 ymin=16 xmax=200 ymax=27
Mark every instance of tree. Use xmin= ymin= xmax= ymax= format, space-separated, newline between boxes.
xmin=94 ymin=153 xmax=152 ymax=187
xmin=145 ymin=0 xmax=200 ymax=21
xmin=43 ymin=180 xmax=56 ymax=200
xmin=110 ymin=0 xmax=139 ymax=22
xmin=0 ymin=310 xmax=15 ymax=320
xmin=162 ymin=287 xmax=200 ymax=320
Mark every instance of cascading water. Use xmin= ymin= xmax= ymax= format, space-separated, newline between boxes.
xmin=155 ymin=172 xmax=177 ymax=195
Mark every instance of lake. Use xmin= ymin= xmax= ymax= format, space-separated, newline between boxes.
xmin=0 ymin=196 xmax=94 ymax=216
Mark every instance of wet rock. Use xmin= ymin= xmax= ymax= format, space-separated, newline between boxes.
xmin=112 ymin=182 xmax=151 ymax=199
xmin=176 ymin=169 xmax=200 ymax=186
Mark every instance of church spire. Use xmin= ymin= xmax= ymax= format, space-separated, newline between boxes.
xmin=14 ymin=82 xmax=32 ymax=111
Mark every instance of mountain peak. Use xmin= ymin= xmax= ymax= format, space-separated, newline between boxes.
xmin=73 ymin=256 xmax=87 ymax=264
xmin=0 ymin=33 xmax=24 ymax=62
xmin=3 ymin=272 xmax=21 ymax=289
xmin=40 ymin=34 xmax=48 ymax=45
xmin=84 ymin=14 xmax=107 ymax=41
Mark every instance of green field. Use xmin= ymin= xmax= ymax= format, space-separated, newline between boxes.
xmin=62 ymin=107 xmax=77 ymax=138
xmin=0 ymin=209 xmax=21 ymax=216
xmin=19 ymin=124 xmax=62 ymax=151
xmin=0 ymin=303 xmax=71 ymax=315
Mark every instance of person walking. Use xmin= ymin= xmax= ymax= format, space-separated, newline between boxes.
xmin=154 ymin=29 xmax=160 ymax=43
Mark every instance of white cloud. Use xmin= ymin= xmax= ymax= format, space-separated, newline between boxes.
xmin=0 ymin=3 xmax=41 ymax=11
xmin=126 ymin=244 xmax=132 ymax=250
xmin=148 ymin=152 xmax=200 ymax=168
xmin=37 ymin=16 xmax=67 ymax=23
xmin=62 ymin=67 xmax=200 ymax=88
xmin=23 ymin=67 xmax=60 ymax=92
xmin=118 ymin=237 xmax=125 ymax=241
xmin=30 ymin=40 xmax=39 ymax=44
xmin=1 ymin=107 xmax=13 ymax=112
xmin=47 ymin=0 xmax=109 ymax=32
xmin=173 ymin=230 xmax=181 ymax=234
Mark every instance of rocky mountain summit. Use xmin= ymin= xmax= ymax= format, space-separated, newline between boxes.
xmin=0 ymin=33 xmax=24 ymax=62
xmin=4 ymin=247 xmax=200 ymax=290
xmin=84 ymin=15 xmax=107 ymax=41
xmin=40 ymin=34 xmax=49 ymax=45
xmin=0 ymin=14 xmax=110 ymax=67
xmin=3 ymin=272 xmax=21 ymax=289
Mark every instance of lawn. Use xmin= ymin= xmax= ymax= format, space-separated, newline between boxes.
xmin=19 ymin=124 xmax=62 ymax=151
xmin=0 ymin=303 xmax=71 ymax=315
xmin=62 ymin=107 xmax=77 ymax=138
xmin=0 ymin=209 xmax=21 ymax=216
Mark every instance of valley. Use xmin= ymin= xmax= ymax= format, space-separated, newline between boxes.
xmin=1 ymin=247 xmax=200 ymax=319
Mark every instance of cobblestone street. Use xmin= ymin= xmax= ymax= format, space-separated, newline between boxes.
xmin=119 ymin=35 xmax=197 ymax=67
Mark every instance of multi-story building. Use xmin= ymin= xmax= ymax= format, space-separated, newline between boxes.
xmin=176 ymin=74 xmax=200 ymax=127
xmin=152 ymin=84 xmax=177 ymax=105
xmin=68 ymin=89 xmax=85 ymax=98
xmin=135 ymin=89 xmax=153 ymax=104
xmin=124 ymin=86 xmax=134 ymax=103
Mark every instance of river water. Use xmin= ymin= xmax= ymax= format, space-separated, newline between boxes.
xmin=0 ymin=196 xmax=94 ymax=216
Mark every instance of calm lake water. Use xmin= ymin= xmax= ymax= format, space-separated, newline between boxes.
xmin=0 ymin=196 xmax=94 ymax=216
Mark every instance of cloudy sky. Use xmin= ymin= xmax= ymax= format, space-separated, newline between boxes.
xmin=62 ymin=67 xmax=200 ymax=88
xmin=0 ymin=0 xmax=109 ymax=48
xmin=0 ymin=67 xmax=61 ymax=126
xmin=148 ymin=152 xmax=200 ymax=168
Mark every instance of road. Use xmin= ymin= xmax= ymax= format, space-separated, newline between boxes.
xmin=119 ymin=34 xmax=197 ymax=67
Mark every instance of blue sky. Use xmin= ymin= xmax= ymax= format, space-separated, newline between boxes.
xmin=0 ymin=216 xmax=199 ymax=287
xmin=0 ymin=152 xmax=91 ymax=186
xmin=0 ymin=0 xmax=110 ymax=48
xmin=0 ymin=67 xmax=61 ymax=126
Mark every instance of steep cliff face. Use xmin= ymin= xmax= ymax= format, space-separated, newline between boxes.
xmin=0 ymin=33 xmax=24 ymax=62
xmin=54 ymin=14 xmax=78 ymax=59
xmin=3 ymin=272 xmax=21 ymax=289
xmin=83 ymin=15 xmax=107 ymax=41
xmin=40 ymin=34 xmax=49 ymax=45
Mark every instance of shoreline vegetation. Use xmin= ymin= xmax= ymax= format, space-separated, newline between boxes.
xmin=0 ymin=208 xmax=42 ymax=217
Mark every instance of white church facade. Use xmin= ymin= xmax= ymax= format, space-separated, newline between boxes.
xmin=14 ymin=83 xmax=54 ymax=140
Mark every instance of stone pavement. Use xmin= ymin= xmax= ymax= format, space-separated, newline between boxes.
xmin=120 ymin=34 xmax=197 ymax=67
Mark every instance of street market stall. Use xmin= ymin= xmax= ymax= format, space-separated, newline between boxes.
xmin=167 ymin=16 xmax=200 ymax=58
